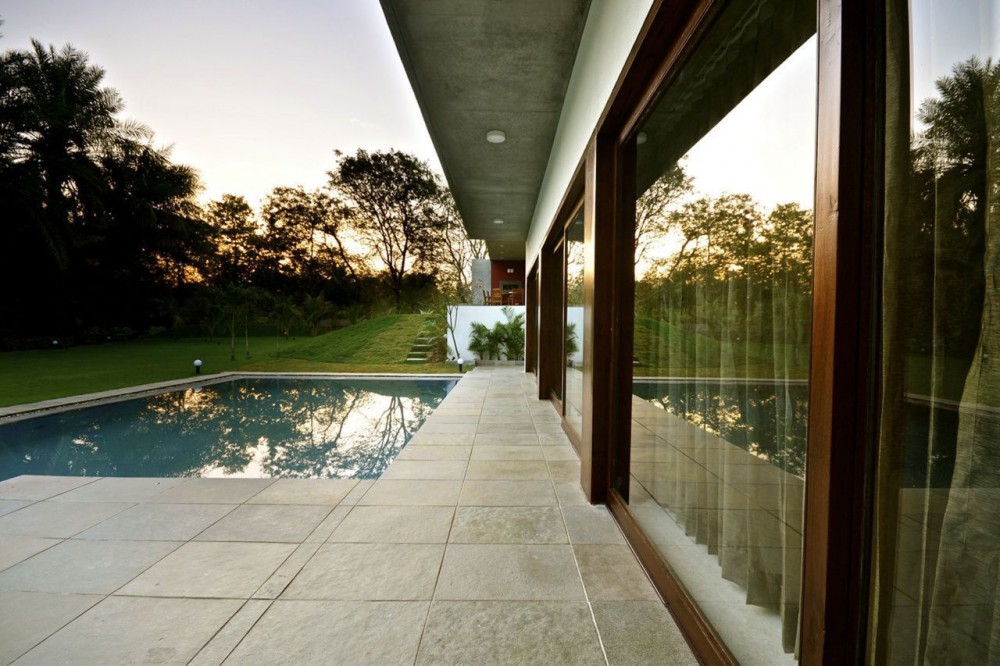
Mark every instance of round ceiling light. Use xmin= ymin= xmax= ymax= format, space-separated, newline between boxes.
xmin=636 ymin=132 xmax=648 ymax=145
xmin=493 ymin=218 xmax=505 ymax=225
xmin=486 ymin=130 xmax=506 ymax=144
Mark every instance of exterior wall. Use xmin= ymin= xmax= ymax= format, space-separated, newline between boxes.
xmin=470 ymin=259 xmax=491 ymax=304
xmin=446 ymin=305 xmax=526 ymax=363
xmin=490 ymin=260 xmax=525 ymax=290
xmin=525 ymin=0 xmax=654 ymax=262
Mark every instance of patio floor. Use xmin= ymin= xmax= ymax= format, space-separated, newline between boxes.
xmin=0 ymin=367 xmax=695 ymax=665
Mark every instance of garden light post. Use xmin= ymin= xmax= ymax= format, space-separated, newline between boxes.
xmin=194 ymin=359 xmax=202 ymax=375
xmin=457 ymin=357 xmax=464 ymax=373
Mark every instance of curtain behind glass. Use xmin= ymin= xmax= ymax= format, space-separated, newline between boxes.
xmin=627 ymin=0 xmax=816 ymax=658
xmin=872 ymin=0 xmax=1000 ymax=662
xmin=565 ymin=213 xmax=585 ymax=436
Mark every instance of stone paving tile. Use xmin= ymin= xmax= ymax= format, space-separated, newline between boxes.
xmin=562 ymin=505 xmax=627 ymax=545
xmin=407 ymin=432 xmax=476 ymax=446
xmin=190 ymin=599 xmax=272 ymax=666
xmin=304 ymin=505 xmax=352 ymax=543
xmin=542 ymin=445 xmax=580 ymax=461
xmin=76 ymin=502 xmax=236 ymax=542
xmin=118 ymin=541 xmax=295 ymax=598
xmin=548 ymin=460 xmax=583 ymax=482
xmin=476 ymin=421 xmax=538 ymax=434
xmin=0 ymin=535 xmax=61 ymax=572
xmin=459 ymin=480 xmax=558 ymax=507
xmin=473 ymin=433 xmax=541 ymax=446
xmin=147 ymin=478 xmax=275 ymax=504
xmin=329 ymin=505 xmax=454 ymax=543
xmin=395 ymin=445 xmax=471 ymax=461
xmin=592 ymin=601 xmax=698 ymax=665
xmin=225 ymin=600 xmax=428 ymax=665
xmin=50 ymin=477 xmax=185 ymax=503
xmin=380 ymin=460 xmax=468 ymax=480
xmin=450 ymin=507 xmax=567 ymax=544
xmin=253 ymin=543 xmax=321 ymax=599
xmin=16 ymin=596 xmax=242 ymax=666
xmin=195 ymin=504 xmax=332 ymax=543
xmin=245 ymin=478 xmax=356 ymax=505
xmin=575 ymin=544 xmax=660 ymax=601
xmin=435 ymin=544 xmax=585 ymax=601
xmin=338 ymin=479 xmax=374 ymax=506
xmin=0 ymin=500 xmax=133 ymax=538
xmin=0 ymin=590 xmax=103 ymax=664
xmin=0 ymin=538 xmax=180 ymax=594
xmin=282 ymin=543 xmax=444 ymax=601
xmin=0 ymin=475 xmax=96 ymax=500
xmin=469 ymin=445 xmax=545 ymax=461
xmin=466 ymin=460 xmax=550 ymax=481
xmin=417 ymin=422 xmax=478 ymax=434
xmin=0 ymin=499 xmax=34 ymax=517
xmin=357 ymin=479 xmax=462 ymax=506
xmin=416 ymin=601 xmax=605 ymax=666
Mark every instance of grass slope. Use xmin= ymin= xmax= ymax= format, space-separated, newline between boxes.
xmin=0 ymin=315 xmax=450 ymax=408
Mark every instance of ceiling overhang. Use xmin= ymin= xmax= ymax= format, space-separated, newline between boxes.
xmin=380 ymin=0 xmax=591 ymax=260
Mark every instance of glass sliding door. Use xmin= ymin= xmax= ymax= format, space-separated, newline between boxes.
xmin=869 ymin=1 xmax=1000 ymax=662
xmin=624 ymin=0 xmax=816 ymax=661
xmin=564 ymin=210 xmax=585 ymax=437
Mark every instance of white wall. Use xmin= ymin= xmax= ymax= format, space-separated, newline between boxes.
xmin=447 ymin=305 xmax=526 ymax=363
xmin=525 ymin=0 xmax=654 ymax=263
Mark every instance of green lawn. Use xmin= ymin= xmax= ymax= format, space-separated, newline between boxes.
xmin=0 ymin=315 xmax=454 ymax=408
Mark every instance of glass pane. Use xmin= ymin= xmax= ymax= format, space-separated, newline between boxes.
xmin=627 ymin=0 xmax=816 ymax=661
xmin=871 ymin=1 xmax=1000 ymax=663
xmin=565 ymin=211 xmax=585 ymax=436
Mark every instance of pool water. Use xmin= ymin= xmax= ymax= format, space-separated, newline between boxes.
xmin=0 ymin=377 xmax=456 ymax=481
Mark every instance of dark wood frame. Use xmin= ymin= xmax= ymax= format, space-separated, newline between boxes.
xmin=525 ymin=262 xmax=539 ymax=375
xmin=574 ymin=0 xmax=882 ymax=663
xmin=799 ymin=0 xmax=882 ymax=662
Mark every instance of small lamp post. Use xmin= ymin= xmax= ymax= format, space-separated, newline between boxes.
xmin=457 ymin=357 xmax=464 ymax=373
xmin=194 ymin=359 xmax=203 ymax=375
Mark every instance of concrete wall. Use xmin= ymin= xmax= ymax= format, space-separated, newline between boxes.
xmin=447 ymin=305 xmax=527 ymax=363
xmin=525 ymin=0 xmax=654 ymax=263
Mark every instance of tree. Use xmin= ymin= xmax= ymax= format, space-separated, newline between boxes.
xmin=435 ymin=190 xmax=487 ymax=301
xmin=634 ymin=164 xmax=692 ymax=268
xmin=328 ymin=149 xmax=445 ymax=312
xmin=205 ymin=194 xmax=258 ymax=285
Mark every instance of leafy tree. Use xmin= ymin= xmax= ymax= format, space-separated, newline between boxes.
xmin=435 ymin=190 xmax=487 ymax=301
xmin=634 ymin=164 xmax=693 ymax=267
xmin=205 ymin=194 xmax=259 ymax=286
xmin=328 ymin=149 xmax=445 ymax=312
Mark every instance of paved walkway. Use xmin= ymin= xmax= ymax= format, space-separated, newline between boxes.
xmin=0 ymin=367 xmax=695 ymax=665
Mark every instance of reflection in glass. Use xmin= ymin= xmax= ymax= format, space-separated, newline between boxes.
xmin=0 ymin=378 xmax=455 ymax=480
xmin=565 ymin=210 xmax=585 ymax=436
xmin=871 ymin=1 xmax=1000 ymax=662
xmin=626 ymin=0 xmax=815 ymax=661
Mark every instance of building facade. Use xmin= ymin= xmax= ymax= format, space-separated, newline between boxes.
xmin=382 ymin=0 xmax=1000 ymax=662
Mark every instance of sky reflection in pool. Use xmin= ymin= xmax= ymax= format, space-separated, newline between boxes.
xmin=0 ymin=377 xmax=456 ymax=481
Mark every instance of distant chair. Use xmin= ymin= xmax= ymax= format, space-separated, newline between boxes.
xmin=511 ymin=288 xmax=524 ymax=305
xmin=491 ymin=288 xmax=503 ymax=305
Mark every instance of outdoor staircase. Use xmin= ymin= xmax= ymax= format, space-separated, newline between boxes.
xmin=405 ymin=318 xmax=439 ymax=364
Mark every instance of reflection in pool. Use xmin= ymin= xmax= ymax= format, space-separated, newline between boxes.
xmin=0 ymin=377 xmax=456 ymax=481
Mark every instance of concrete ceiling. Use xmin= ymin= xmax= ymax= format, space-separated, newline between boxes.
xmin=380 ymin=0 xmax=591 ymax=260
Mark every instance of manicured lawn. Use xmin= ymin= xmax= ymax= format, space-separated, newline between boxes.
xmin=0 ymin=315 xmax=454 ymax=408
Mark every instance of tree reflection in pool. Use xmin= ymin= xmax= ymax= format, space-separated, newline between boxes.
xmin=0 ymin=377 xmax=456 ymax=481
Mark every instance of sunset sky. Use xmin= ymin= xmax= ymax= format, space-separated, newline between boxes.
xmin=1 ymin=0 xmax=441 ymax=208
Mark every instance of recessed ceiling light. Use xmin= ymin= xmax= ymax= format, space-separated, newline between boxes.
xmin=493 ymin=218 xmax=504 ymax=225
xmin=636 ymin=132 xmax=648 ymax=145
xmin=486 ymin=130 xmax=506 ymax=143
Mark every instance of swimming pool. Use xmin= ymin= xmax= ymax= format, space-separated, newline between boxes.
xmin=0 ymin=376 xmax=457 ymax=481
